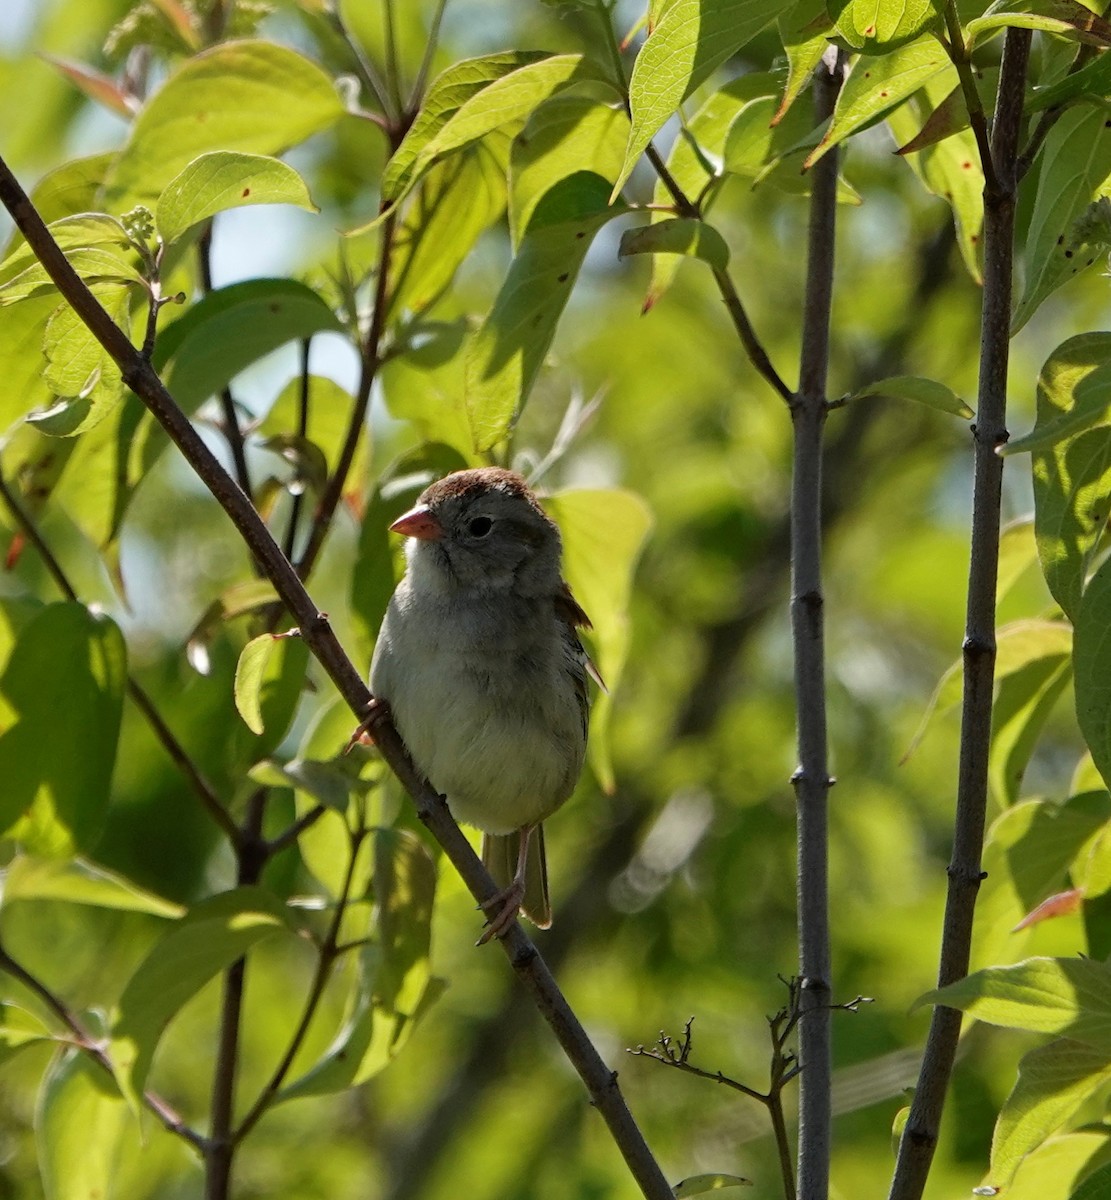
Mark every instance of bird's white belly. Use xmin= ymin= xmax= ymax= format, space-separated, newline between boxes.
xmin=374 ymin=590 xmax=585 ymax=835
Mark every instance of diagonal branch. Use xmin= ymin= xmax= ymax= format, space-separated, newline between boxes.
xmin=0 ymin=153 xmax=673 ymax=1200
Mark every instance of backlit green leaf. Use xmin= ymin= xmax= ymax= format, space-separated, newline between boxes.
xmin=384 ymin=54 xmax=587 ymax=206
xmin=849 ymin=374 xmax=973 ymax=418
xmin=806 ymin=38 xmax=955 ymax=168
xmin=0 ymin=604 xmax=125 ymax=857
xmin=990 ymin=1039 xmax=1111 ymax=1190
xmin=777 ymin=0 xmax=833 ymax=122
xmin=382 ymin=52 xmax=550 ymax=204
xmin=155 ymin=151 xmax=318 ymax=245
xmin=1007 ymin=333 xmax=1111 ymax=618
xmin=673 ymin=1174 xmax=753 ymax=1196
xmin=464 ymin=178 xmax=624 ymax=451
xmin=543 ymin=488 xmax=653 ymax=791
xmin=154 ymin=278 xmax=344 ymax=415
xmin=2 ymin=856 xmax=184 ymax=918
xmin=109 ymin=887 xmax=298 ymax=1110
xmin=1012 ymin=106 xmax=1111 ymax=333
xmin=104 ymin=40 xmax=345 ymax=206
xmin=1075 ymin=556 xmax=1111 ymax=792
xmin=968 ymin=0 xmax=1111 ymax=46
xmin=827 ymin=0 xmax=940 ymax=53
xmin=511 ymin=97 xmax=629 ymax=245
xmin=620 ymin=217 xmax=730 ymax=269
xmin=920 ymin=956 xmax=1111 ymax=1049
xmin=38 ymin=1046 xmax=133 ymax=1200
xmin=616 ymin=0 xmax=795 ymax=195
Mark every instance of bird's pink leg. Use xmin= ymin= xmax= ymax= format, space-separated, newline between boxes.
xmin=343 ymin=697 xmax=391 ymax=754
xmin=477 ymin=825 xmax=533 ymax=945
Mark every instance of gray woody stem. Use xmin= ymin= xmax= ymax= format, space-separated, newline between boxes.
xmin=0 ymin=154 xmax=673 ymax=1200
xmin=887 ymin=28 xmax=1032 ymax=1200
xmin=792 ymin=46 xmax=844 ymax=1200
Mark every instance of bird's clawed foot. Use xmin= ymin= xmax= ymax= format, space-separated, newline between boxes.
xmin=476 ymin=878 xmax=526 ymax=945
xmin=344 ymin=697 xmax=391 ymax=754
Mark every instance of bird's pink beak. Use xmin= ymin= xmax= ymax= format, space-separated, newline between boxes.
xmin=389 ymin=503 xmax=443 ymax=540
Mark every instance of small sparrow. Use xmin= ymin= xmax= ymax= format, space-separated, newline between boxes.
xmin=369 ymin=467 xmax=599 ymax=942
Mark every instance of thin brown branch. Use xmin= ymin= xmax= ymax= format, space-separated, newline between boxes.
xmin=266 ymin=803 xmax=326 ymax=856
xmin=295 ymin=209 xmax=397 ymax=581
xmin=888 ymin=27 xmax=1032 ymax=1200
xmin=941 ymin=1 xmax=999 ymax=196
xmin=0 ymin=153 xmax=673 ymax=1200
xmin=641 ymin=122 xmax=792 ymax=406
xmin=0 ymin=943 xmax=204 ymax=1151
xmin=206 ymin=791 xmax=268 ymax=1200
xmin=792 ymin=46 xmax=844 ymax=1200
xmin=197 ymin=223 xmax=252 ymax=501
xmin=0 ymin=467 xmax=238 ymax=844
xmin=235 ymin=825 xmax=366 ymax=1142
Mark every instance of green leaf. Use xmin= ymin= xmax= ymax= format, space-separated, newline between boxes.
xmin=998 ymin=1131 xmax=1111 ymax=1200
xmin=380 ymin=329 xmax=476 ymax=460
xmin=1007 ymin=332 xmax=1111 ymax=618
xmin=464 ymin=182 xmax=624 ymax=452
xmin=384 ymin=54 xmax=588 ymax=206
xmin=155 ymin=151 xmax=318 ymax=245
xmin=616 ymin=0 xmax=796 ymax=195
xmin=2 ymin=153 xmax=116 ymax=255
xmin=990 ymin=1039 xmax=1111 ymax=1190
xmin=1070 ymin=1162 xmax=1111 ymax=1200
xmin=1075 ymin=556 xmax=1111 ymax=793
xmin=1 ymin=857 xmax=184 ymax=918
xmin=248 ymin=757 xmax=355 ymax=812
xmin=1012 ymin=106 xmax=1111 ymax=334
xmin=0 ymin=1003 xmax=53 ymax=1066
xmin=0 ymin=294 xmax=58 ymax=429
xmin=1028 ymin=52 xmax=1111 ymax=113
xmin=381 ymin=52 xmax=551 ymax=205
xmin=0 ymin=604 xmax=126 ymax=857
xmin=389 ymin=137 xmax=509 ymax=317
xmin=235 ymin=633 xmax=279 ymax=735
xmin=777 ymin=0 xmax=834 ymax=122
xmin=990 ymin=650 xmax=1071 ymax=807
xmin=154 ymin=278 xmax=344 ymax=416
xmin=38 ymin=1046 xmax=134 ymax=1200
xmin=968 ymin=0 xmax=1111 ymax=47
xmin=510 ymin=97 xmax=630 ymax=245
xmin=919 ymin=956 xmax=1111 ymax=1049
xmin=827 ymin=0 xmax=940 ymax=52
xmin=905 ymin=620 xmax=1073 ymax=763
xmin=543 ymin=489 xmax=653 ymax=791
xmin=280 ymin=830 xmax=441 ymax=1099
xmin=848 ymin=374 xmax=973 ymax=418
xmin=241 ymin=633 xmax=308 ymax=753
xmin=109 ymin=887 xmax=298 ymax=1110
xmin=103 ymin=41 xmax=345 ymax=206
xmin=33 ymin=284 xmax=134 ymax=437
xmin=619 ymin=217 xmax=730 ymax=269
xmin=261 ymin=375 xmax=365 ymax=484
xmin=973 ymin=793 xmax=1111 ymax=970
xmin=672 ymin=1174 xmax=753 ymax=1196
xmin=806 ymin=38 xmax=955 ymax=168
xmin=887 ymin=72 xmax=986 ymax=281
xmin=185 ymin=579 xmax=280 ymax=675
xmin=0 ymin=246 xmax=143 ymax=307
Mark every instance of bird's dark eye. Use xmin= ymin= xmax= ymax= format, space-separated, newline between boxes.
xmin=468 ymin=516 xmax=493 ymax=538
